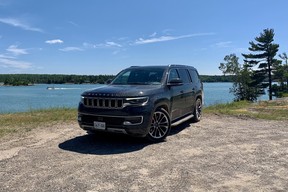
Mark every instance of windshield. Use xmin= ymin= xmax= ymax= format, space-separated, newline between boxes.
xmin=111 ymin=68 xmax=165 ymax=85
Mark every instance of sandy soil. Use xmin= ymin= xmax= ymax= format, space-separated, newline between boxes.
xmin=0 ymin=114 xmax=288 ymax=192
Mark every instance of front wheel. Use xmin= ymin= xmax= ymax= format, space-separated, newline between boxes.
xmin=147 ymin=108 xmax=171 ymax=142
xmin=192 ymin=98 xmax=202 ymax=122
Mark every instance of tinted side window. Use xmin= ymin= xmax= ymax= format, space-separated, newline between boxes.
xmin=189 ymin=69 xmax=200 ymax=83
xmin=178 ymin=68 xmax=190 ymax=84
xmin=168 ymin=69 xmax=179 ymax=82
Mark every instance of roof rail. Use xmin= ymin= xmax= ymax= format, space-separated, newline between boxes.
xmin=169 ymin=64 xmax=193 ymax=68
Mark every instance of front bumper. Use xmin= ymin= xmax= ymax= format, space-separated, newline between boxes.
xmin=77 ymin=103 xmax=153 ymax=137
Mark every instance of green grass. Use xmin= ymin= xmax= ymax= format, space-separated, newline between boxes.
xmin=0 ymin=108 xmax=77 ymax=138
xmin=204 ymin=99 xmax=288 ymax=120
xmin=282 ymin=93 xmax=288 ymax=97
xmin=1 ymin=99 xmax=288 ymax=139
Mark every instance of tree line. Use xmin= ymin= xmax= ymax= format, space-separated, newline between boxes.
xmin=0 ymin=74 xmax=234 ymax=86
xmin=219 ymin=28 xmax=288 ymax=101
xmin=0 ymin=74 xmax=115 ymax=86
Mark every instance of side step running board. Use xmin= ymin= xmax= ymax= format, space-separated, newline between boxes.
xmin=171 ymin=114 xmax=194 ymax=127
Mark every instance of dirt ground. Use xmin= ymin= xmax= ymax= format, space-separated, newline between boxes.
xmin=0 ymin=114 xmax=288 ymax=192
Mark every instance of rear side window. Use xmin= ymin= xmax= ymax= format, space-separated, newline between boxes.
xmin=178 ymin=68 xmax=191 ymax=83
xmin=189 ymin=69 xmax=200 ymax=83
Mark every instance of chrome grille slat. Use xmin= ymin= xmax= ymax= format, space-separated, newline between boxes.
xmin=83 ymin=97 xmax=123 ymax=109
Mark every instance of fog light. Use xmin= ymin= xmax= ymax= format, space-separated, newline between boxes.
xmin=123 ymin=121 xmax=132 ymax=125
xmin=122 ymin=116 xmax=143 ymax=125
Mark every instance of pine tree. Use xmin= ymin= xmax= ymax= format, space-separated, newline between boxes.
xmin=219 ymin=54 xmax=258 ymax=101
xmin=242 ymin=28 xmax=280 ymax=100
xmin=274 ymin=53 xmax=288 ymax=95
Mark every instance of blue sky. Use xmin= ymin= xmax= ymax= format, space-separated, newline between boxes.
xmin=0 ymin=0 xmax=287 ymax=75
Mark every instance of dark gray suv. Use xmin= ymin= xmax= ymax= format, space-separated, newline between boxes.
xmin=78 ymin=65 xmax=203 ymax=142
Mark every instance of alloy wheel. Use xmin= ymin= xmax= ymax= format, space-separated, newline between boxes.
xmin=148 ymin=109 xmax=170 ymax=141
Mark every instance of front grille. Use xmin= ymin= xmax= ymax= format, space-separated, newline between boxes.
xmin=84 ymin=97 xmax=123 ymax=108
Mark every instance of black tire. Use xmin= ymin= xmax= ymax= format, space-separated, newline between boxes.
xmin=147 ymin=108 xmax=171 ymax=142
xmin=192 ymin=98 xmax=202 ymax=122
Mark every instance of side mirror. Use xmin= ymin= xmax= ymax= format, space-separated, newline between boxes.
xmin=167 ymin=78 xmax=183 ymax=86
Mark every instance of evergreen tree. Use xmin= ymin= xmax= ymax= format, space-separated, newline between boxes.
xmin=219 ymin=54 xmax=258 ymax=101
xmin=219 ymin=54 xmax=240 ymax=76
xmin=274 ymin=52 xmax=288 ymax=95
xmin=278 ymin=53 xmax=288 ymax=86
xmin=231 ymin=64 xmax=258 ymax=101
xmin=242 ymin=28 xmax=280 ymax=100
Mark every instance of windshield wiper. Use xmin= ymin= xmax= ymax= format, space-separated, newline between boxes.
xmin=148 ymin=82 xmax=161 ymax=85
xmin=128 ymin=82 xmax=147 ymax=85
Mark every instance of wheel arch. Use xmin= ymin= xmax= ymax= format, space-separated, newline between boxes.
xmin=153 ymin=99 xmax=170 ymax=115
xmin=196 ymin=91 xmax=204 ymax=105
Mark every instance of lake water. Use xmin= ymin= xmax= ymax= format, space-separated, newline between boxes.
xmin=0 ymin=83 xmax=251 ymax=114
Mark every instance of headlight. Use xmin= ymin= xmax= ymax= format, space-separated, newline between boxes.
xmin=123 ymin=97 xmax=149 ymax=107
xmin=80 ymin=96 xmax=85 ymax=104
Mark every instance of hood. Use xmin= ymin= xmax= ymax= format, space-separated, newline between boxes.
xmin=82 ymin=84 xmax=163 ymax=97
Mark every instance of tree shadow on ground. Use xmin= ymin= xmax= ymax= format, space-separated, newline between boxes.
xmin=59 ymin=120 xmax=195 ymax=155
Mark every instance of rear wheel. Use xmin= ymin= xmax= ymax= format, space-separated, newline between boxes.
xmin=147 ymin=108 xmax=171 ymax=142
xmin=192 ymin=98 xmax=202 ymax=122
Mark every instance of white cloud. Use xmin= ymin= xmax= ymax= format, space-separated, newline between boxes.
xmin=59 ymin=47 xmax=83 ymax=52
xmin=0 ymin=58 xmax=32 ymax=69
xmin=83 ymin=42 xmax=96 ymax=49
xmin=68 ymin=21 xmax=79 ymax=27
xmin=0 ymin=54 xmax=15 ymax=59
xmin=7 ymin=45 xmax=28 ymax=56
xmin=0 ymin=48 xmax=32 ymax=70
xmin=45 ymin=39 xmax=64 ymax=44
xmin=134 ymin=33 xmax=215 ymax=45
xmin=0 ymin=17 xmax=43 ymax=32
xmin=94 ymin=41 xmax=122 ymax=48
xmin=83 ymin=41 xmax=122 ymax=49
xmin=104 ymin=41 xmax=122 ymax=48
xmin=134 ymin=36 xmax=179 ymax=45
xmin=213 ymin=41 xmax=232 ymax=48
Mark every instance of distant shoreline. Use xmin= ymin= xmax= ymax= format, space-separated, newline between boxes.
xmin=0 ymin=74 xmax=234 ymax=85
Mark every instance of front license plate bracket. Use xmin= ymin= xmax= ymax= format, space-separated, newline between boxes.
xmin=94 ymin=121 xmax=106 ymax=130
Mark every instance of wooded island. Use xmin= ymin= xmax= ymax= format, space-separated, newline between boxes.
xmin=0 ymin=74 xmax=234 ymax=86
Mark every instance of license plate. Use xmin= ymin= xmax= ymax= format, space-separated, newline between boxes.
xmin=94 ymin=121 xmax=106 ymax=130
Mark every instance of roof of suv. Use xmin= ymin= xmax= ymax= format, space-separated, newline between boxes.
xmin=128 ymin=65 xmax=197 ymax=70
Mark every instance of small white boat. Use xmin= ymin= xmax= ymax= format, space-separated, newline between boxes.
xmin=46 ymin=86 xmax=55 ymax=90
